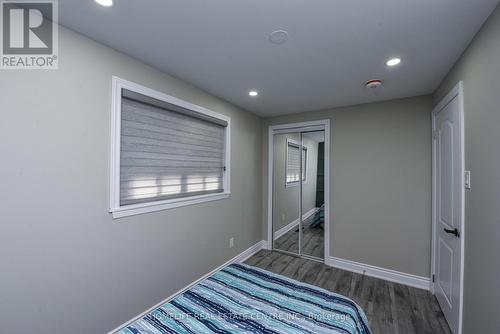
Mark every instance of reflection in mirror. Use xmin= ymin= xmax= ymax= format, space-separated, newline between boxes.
xmin=273 ymin=132 xmax=300 ymax=255
xmin=300 ymin=131 xmax=325 ymax=259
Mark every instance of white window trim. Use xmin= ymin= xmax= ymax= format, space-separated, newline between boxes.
xmin=109 ymin=76 xmax=231 ymax=219
xmin=285 ymin=138 xmax=307 ymax=188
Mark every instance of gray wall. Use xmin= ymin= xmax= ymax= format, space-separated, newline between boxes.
xmin=263 ymin=96 xmax=433 ymax=277
xmin=0 ymin=27 xmax=262 ymax=334
xmin=433 ymin=4 xmax=500 ymax=333
xmin=272 ymin=134 xmax=319 ymax=232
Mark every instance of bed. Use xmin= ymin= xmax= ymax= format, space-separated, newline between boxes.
xmin=117 ymin=263 xmax=371 ymax=334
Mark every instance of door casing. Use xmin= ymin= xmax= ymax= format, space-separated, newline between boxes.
xmin=431 ymin=81 xmax=465 ymax=334
xmin=267 ymin=120 xmax=331 ymax=263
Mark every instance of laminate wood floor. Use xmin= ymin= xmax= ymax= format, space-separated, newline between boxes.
xmin=245 ymin=250 xmax=452 ymax=334
xmin=274 ymin=224 xmax=324 ymax=259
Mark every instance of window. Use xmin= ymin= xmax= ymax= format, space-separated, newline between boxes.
xmin=286 ymin=139 xmax=307 ymax=186
xmin=110 ymin=77 xmax=230 ymax=218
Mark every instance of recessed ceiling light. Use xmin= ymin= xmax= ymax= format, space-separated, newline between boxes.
xmin=249 ymin=91 xmax=259 ymax=97
xmin=269 ymin=30 xmax=289 ymax=45
xmin=95 ymin=0 xmax=113 ymax=7
xmin=386 ymin=58 xmax=401 ymax=66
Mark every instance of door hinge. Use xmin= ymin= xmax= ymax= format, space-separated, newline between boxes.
xmin=432 ymin=274 xmax=435 ymax=283
xmin=432 ymin=130 xmax=438 ymax=140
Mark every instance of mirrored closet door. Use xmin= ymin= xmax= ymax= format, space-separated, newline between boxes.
xmin=272 ymin=128 xmax=326 ymax=261
xmin=272 ymin=131 xmax=301 ymax=255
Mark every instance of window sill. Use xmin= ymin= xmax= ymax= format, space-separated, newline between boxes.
xmin=110 ymin=192 xmax=231 ymax=219
xmin=285 ymin=181 xmax=307 ymax=188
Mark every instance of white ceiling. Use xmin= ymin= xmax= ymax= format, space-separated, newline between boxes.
xmin=59 ymin=0 xmax=499 ymax=116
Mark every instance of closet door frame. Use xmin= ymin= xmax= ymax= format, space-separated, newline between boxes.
xmin=267 ymin=120 xmax=331 ymax=264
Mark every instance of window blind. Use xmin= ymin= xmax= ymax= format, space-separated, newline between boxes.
xmin=120 ymin=95 xmax=226 ymax=206
xmin=286 ymin=142 xmax=306 ymax=184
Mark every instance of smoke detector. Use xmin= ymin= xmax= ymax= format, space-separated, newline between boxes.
xmin=365 ymin=79 xmax=383 ymax=89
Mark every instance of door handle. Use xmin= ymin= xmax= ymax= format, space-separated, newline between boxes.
xmin=444 ymin=227 xmax=460 ymax=238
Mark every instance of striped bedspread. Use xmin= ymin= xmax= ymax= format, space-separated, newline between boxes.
xmin=117 ymin=263 xmax=371 ymax=334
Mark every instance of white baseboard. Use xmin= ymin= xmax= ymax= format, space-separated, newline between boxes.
xmin=274 ymin=221 xmax=298 ymax=240
xmin=326 ymin=256 xmax=431 ymax=291
xmin=106 ymin=240 xmax=266 ymax=334
xmin=274 ymin=208 xmax=319 ymax=240
xmin=233 ymin=240 xmax=267 ymax=263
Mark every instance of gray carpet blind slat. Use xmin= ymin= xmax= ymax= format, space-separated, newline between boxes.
xmin=120 ymin=96 xmax=226 ymax=206
xmin=286 ymin=142 xmax=306 ymax=183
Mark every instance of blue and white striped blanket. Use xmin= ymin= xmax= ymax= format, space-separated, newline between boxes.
xmin=117 ymin=263 xmax=371 ymax=334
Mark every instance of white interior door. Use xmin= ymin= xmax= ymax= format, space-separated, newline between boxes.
xmin=433 ymin=84 xmax=464 ymax=334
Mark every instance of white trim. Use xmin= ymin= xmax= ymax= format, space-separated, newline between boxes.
xmin=274 ymin=208 xmax=320 ymax=240
xmin=326 ymin=256 xmax=431 ymax=290
xmin=272 ymin=122 xmax=326 ymax=133
xmin=234 ymin=240 xmax=268 ymax=263
xmin=267 ymin=120 xmax=331 ymax=262
xmin=106 ymin=240 xmax=266 ymax=334
xmin=274 ymin=221 xmax=298 ymax=241
xmin=266 ymin=126 xmax=274 ymax=250
xmin=324 ymin=121 xmax=331 ymax=260
xmin=431 ymin=81 xmax=465 ymax=334
xmin=111 ymin=193 xmax=231 ymax=219
xmin=109 ymin=76 xmax=231 ymax=219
